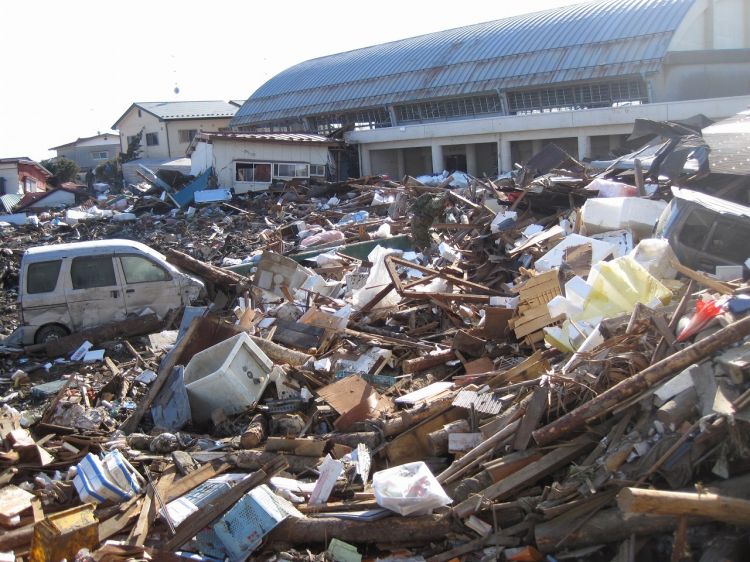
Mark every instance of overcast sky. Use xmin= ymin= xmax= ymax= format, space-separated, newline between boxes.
xmin=1 ymin=0 xmax=583 ymax=161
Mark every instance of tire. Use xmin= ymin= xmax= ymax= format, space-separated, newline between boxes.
xmin=34 ymin=324 xmax=70 ymax=345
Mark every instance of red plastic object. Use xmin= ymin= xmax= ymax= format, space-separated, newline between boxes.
xmin=676 ymin=299 xmax=724 ymax=342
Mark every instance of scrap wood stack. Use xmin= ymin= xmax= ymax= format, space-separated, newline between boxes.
xmin=1 ymin=130 xmax=750 ymax=561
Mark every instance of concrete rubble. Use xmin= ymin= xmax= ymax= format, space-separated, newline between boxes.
xmin=1 ymin=118 xmax=750 ymax=562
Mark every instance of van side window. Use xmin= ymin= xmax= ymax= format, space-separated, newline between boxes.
xmin=676 ymin=208 xmax=713 ymax=252
xmin=27 ymin=260 xmax=62 ymax=294
xmin=119 ymin=255 xmax=171 ymax=284
xmin=71 ymin=256 xmax=117 ymax=289
xmin=708 ymin=219 xmax=750 ymax=264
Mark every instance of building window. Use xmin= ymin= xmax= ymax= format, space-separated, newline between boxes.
xmin=309 ymin=164 xmax=326 ymax=177
xmin=273 ymin=163 xmax=309 ymax=178
xmin=145 ymin=132 xmax=159 ymax=146
xmin=394 ymin=94 xmax=504 ymax=124
xmin=24 ymin=177 xmax=38 ymax=193
xmin=91 ymin=151 xmax=109 ymax=161
xmin=236 ymin=162 xmax=272 ymax=183
xmin=506 ymin=78 xmax=649 ymax=115
xmin=178 ymin=129 xmax=198 ymax=143
xmin=308 ymin=108 xmax=391 ymax=135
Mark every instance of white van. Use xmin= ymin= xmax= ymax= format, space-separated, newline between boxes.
xmin=18 ymin=239 xmax=205 ymax=345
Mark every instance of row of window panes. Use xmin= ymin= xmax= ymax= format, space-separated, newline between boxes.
xmin=309 ymin=108 xmax=391 ymax=135
xmin=507 ymin=79 xmax=648 ymax=114
xmin=235 ymin=162 xmax=327 ymax=182
xmin=394 ymin=94 xmax=503 ymax=124
xmin=91 ymin=151 xmax=109 ymax=160
xmin=27 ymin=255 xmax=171 ymax=294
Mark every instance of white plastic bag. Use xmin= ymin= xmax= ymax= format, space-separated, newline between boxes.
xmin=351 ymin=246 xmax=402 ymax=311
xmin=372 ymin=461 xmax=452 ymax=516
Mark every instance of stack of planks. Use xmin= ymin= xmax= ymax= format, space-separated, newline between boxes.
xmin=509 ymin=270 xmax=563 ymax=345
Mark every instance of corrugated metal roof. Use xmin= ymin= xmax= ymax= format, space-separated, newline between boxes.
xmin=136 ymin=101 xmax=239 ymax=120
xmin=200 ymin=131 xmax=336 ymax=143
xmin=0 ymin=194 xmax=22 ymax=214
xmin=232 ymin=0 xmax=696 ymax=127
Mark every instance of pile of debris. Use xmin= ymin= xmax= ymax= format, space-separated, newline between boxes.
xmin=1 ymin=117 xmax=749 ymax=562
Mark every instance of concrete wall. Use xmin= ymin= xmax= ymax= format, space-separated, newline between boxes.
xmin=403 ymin=147 xmax=431 ymax=176
xmin=652 ymin=61 xmax=750 ymax=102
xmin=349 ymin=95 xmax=750 ymax=174
xmin=370 ymin=149 xmax=400 ymax=179
xmin=210 ymin=139 xmax=331 ymax=189
xmin=669 ymin=0 xmax=750 ymax=51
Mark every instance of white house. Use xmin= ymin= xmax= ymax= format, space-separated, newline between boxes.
xmin=187 ymin=131 xmax=340 ymax=193
xmin=112 ymin=101 xmax=241 ymax=161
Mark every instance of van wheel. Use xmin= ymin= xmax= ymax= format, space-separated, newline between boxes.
xmin=34 ymin=324 xmax=70 ymax=345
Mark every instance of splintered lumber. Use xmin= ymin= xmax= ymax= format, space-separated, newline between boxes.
xmin=452 ymin=432 xmax=599 ymax=518
xmin=228 ymin=450 xmax=321 ymax=474
xmin=402 ymin=349 xmax=457 ymax=374
xmin=512 ymin=387 xmax=548 ymax=451
xmin=532 ymin=314 xmax=750 ymax=447
xmin=120 ymin=316 xmax=202 ymax=434
xmin=248 ymin=334 xmax=313 ymax=366
xmin=267 ymin=514 xmax=460 ymax=546
xmin=165 ymin=461 xmax=231 ymax=502
xmin=534 ymin=507 xmax=678 ymax=553
xmin=381 ymin=395 xmax=456 ymax=437
xmin=438 ymin=419 xmax=520 ymax=485
xmin=26 ymin=314 xmax=162 ymax=357
xmin=166 ymin=248 xmax=248 ymax=291
xmin=536 ymin=473 xmax=750 ymax=552
xmin=617 ymin=488 xmax=750 ymax=526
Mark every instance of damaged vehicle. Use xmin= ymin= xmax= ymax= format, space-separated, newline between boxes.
xmin=17 ymin=239 xmax=205 ymax=344
xmin=655 ymin=187 xmax=750 ymax=272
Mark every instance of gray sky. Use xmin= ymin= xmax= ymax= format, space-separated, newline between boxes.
xmin=0 ymin=0 xmax=583 ymax=161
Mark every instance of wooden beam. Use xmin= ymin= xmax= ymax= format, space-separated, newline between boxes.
xmin=532 ymin=315 xmax=750 ymax=447
xmin=617 ymin=487 xmax=750 ymax=527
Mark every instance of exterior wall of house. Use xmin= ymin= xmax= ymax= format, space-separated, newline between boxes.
xmin=17 ymin=163 xmax=48 ymax=193
xmin=0 ymin=164 xmax=19 ymax=195
xmin=56 ymin=138 xmax=121 ymax=172
xmin=165 ymin=119 xmax=233 ymax=158
xmin=117 ymin=108 xmax=233 ymax=160
xmin=208 ymin=140 xmax=331 ymax=190
xmin=117 ymin=109 xmax=170 ymax=160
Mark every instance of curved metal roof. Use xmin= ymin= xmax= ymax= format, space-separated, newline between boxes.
xmin=232 ymin=0 xmax=696 ymax=127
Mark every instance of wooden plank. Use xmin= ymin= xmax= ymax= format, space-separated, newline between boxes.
xmin=452 ymin=433 xmax=598 ymax=518
xmin=165 ymin=461 xmax=231 ymax=503
xmin=512 ymin=387 xmax=548 ymax=451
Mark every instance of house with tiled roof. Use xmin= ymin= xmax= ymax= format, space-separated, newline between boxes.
xmin=112 ymin=101 xmax=241 ymax=160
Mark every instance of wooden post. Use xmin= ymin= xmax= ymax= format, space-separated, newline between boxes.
xmin=532 ymin=315 xmax=750 ymax=447
xmin=166 ymin=248 xmax=248 ymax=292
xmin=617 ymin=487 xmax=750 ymax=527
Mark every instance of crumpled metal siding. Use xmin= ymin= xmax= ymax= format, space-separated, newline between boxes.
xmin=232 ymin=0 xmax=695 ymax=127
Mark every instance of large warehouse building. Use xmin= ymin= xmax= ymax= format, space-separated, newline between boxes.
xmin=231 ymin=0 xmax=750 ymax=178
